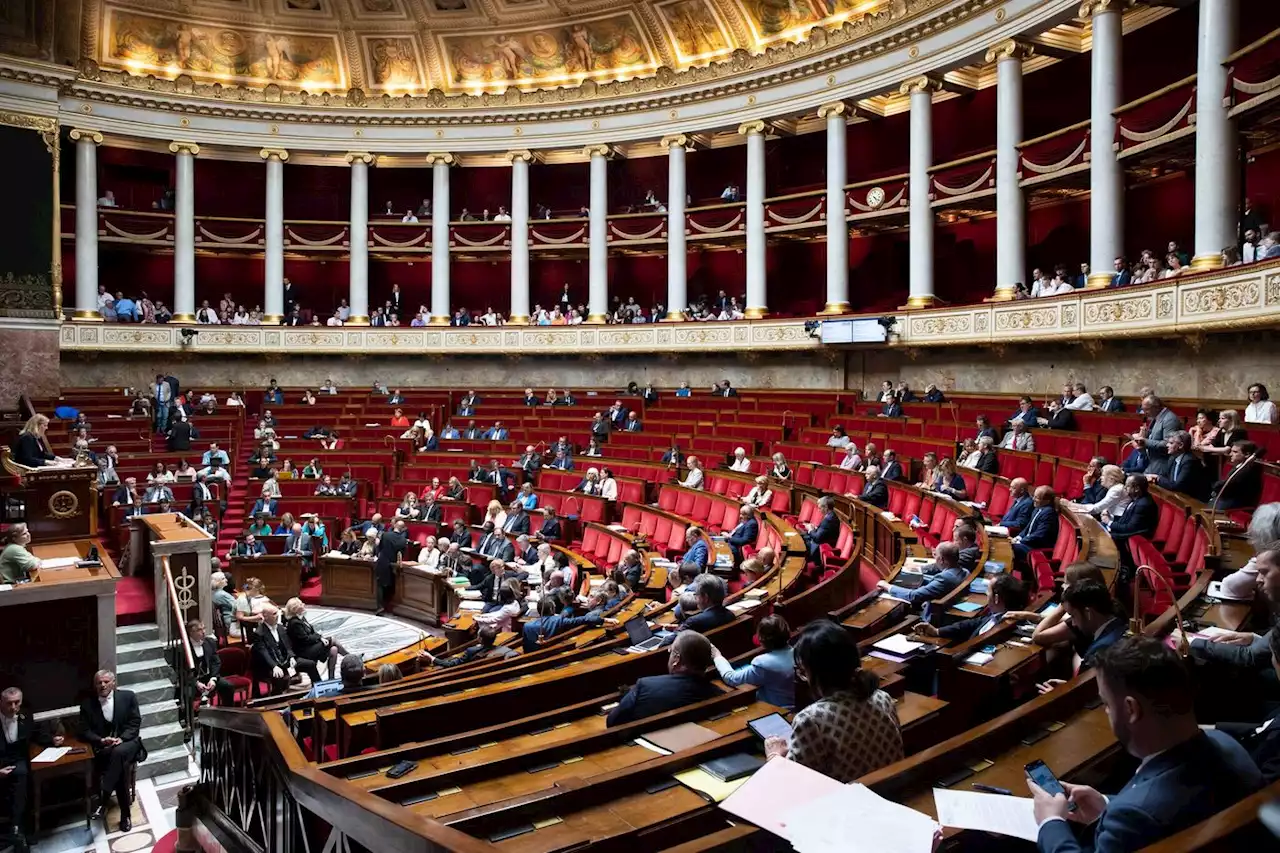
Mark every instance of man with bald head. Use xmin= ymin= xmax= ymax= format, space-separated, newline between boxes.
xmin=606 ymin=631 xmax=719 ymax=727
xmin=1012 ymin=485 xmax=1060 ymax=576
xmin=1000 ymin=478 xmax=1033 ymax=534
xmin=878 ymin=542 xmax=968 ymax=614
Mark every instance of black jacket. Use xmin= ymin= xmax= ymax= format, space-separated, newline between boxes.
xmin=167 ymin=421 xmax=195 ymax=451
xmin=537 ymin=518 xmax=561 ymax=541
xmin=1219 ymin=709 xmax=1280 ymax=783
xmin=860 ymin=480 xmax=889 ymax=508
xmin=79 ymin=689 xmax=147 ymax=760
xmin=1110 ymin=495 xmax=1158 ymax=540
xmin=973 ymin=451 xmax=1000 ymax=476
xmin=0 ymin=712 xmax=54 ymax=767
xmin=682 ymin=605 xmax=735 ymax=634
xmin=253 ymin=622 xmax=295 ymax=674
xmin=1211 ymin=461 xmax=1263 ymax=510
xmin=193 ymin=637 xmax=221 ymax=683
xmin=606 ymin=674 xmax=719 ymax=727
xmin=286 ymin=616 xmax=328 ymax=661
xmin=14 ymin=432 xmax=54 ymax=467
xmin=375 ymin=530 xmax=409 ymax=584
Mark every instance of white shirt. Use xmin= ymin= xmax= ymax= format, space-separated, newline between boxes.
xmin=226 ymin=396 xmax=243 ymax=407
xmin=839 ymin=452 xmax=862 ymax=471
xmin=100 ymin=691 xmax=115 ymax=724
xmin=1052 ymin=280 xmax=1076 ymax=295
xmin=338 ymin=305 xmax=351 ymax=321
xmin=231 ymin=312 xmax=250 ymax=325
xmin=327 ymin=316 xmax=343 ymax=326
xmin=743 ymin=486 xmax=772 ymax=508
xmin=1245 ymin=400 xmax=1278 ymax=425
xmin=1065 ymin=393 xmax=1095 ymax=411
xmin=1 ymin=713 xmax=16 ymax=744
xmin=418 ymin=548 xmax=439 ymax=569
xmin=401 ymin=214 xmax=418 ymax=223
xmin=493 ymin=213 xmax=511 ymax=222
xmin=681 ymin=468 xmax=704 ymax=490
xmin=730 ymin=457 xmax=751 ymax=473
xmin=600 ymin=478 xmax=618 ymax=501
xmin=197 ymin=308 xmax=220 ymax=324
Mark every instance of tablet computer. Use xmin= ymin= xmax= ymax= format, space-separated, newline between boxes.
xmin=747 ymin=712 xmax=793 ymax=741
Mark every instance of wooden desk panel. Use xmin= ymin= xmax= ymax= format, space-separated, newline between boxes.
xmin=231 ymin=555 xmax=301 ymax=602
xmin=318 ymin=556 xmax=377 ymax=610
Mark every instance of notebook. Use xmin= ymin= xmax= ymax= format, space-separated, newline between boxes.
xmin=699 ymin=752 xmax=764 ymax=782
xmin=643 ymin=722 xmax=721 ymax=753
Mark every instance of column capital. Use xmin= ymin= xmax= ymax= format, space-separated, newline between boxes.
xmin=505 ymin=149 xmax=534 ymax=164
xmin=660 ymin=133 xmax=690 ymax=149
xmin=985 ymin=39 xmax=1035 ymax=64
xmin=582 ymin=144 xmax=612 ymax=159
xmin=737 ymin=120 xmax=766 ymax=136
xmin=259 ymin=148 xmax=290 ymax=162
xmin=1079 ymin=0 xmax=1131 ymax=17
xmin=68 ymin=128 xmax=103 ymax=144
xmin=168 ymin=141 xmax=201 ymax=156
xmin=344 ymin=152 xmax=375 ymax=165
xmin=816 ymin=102 xmax=850 ymax=120
xmin=899 ymin=76 xmax=943 ymax=97
xmin=424 ymin=152 xmax=455 ymax=166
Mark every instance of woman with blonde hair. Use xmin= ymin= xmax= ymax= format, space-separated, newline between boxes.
xmin=486 ymin=499 xmax=507 ymax=530
xmin=396 ymin=491 xmax=421 ymax=520
xmin=14 ymin=414 xmax=56 ymax=468
xmin=284 ymin=597 xmax=348 ymax=681
xmin=1071 ymin=464 xmax=1128 ymax=518
xmin=378 ymin=664 xmax=403 ymax=684
xmin=914 ymin=452 xmax=939 ymax=488
xmin=770 ymin=452 xmax=792 ymax=481
xmin=274 ymin=512 xmax=296 ymax=535
xmin=233 ymin=577 xmax=270 ymax=639
xmin=743 ymin=475 xmax=773 ymax=508
xmin=1203 ymin=409 xmax=1248 ymax=458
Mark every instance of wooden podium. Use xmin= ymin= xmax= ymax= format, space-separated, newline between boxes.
xmin=2 ymin=449 xmax=98 ymax=543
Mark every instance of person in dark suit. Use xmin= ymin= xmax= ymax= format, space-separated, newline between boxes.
xmin=1148 ymin=431 xmax=1207 ymax=501
xmin=1009 ymin=396 xmax=1039 ymax=427
xmin=661 ymin=445 xmax=684 ymax=467
xmin=1 ymin=686 xmax=60 ymax=851
xmin=1107 ymin=475 xmax=1159 ymax=582
xmin=448 ymin=519 xmax=472 ymax=547
xmin=923 ymin=384 xmax=946 ymax=403
xmin=533 ymin=508 xmax=561 ymax=542
xmin=1212 ymin=629 xmax=1280 ymax=783
xmin=880 ymin=451 xmax=903 ymax=482
xmin=80 ymin=671 xmax=146 ymax=831
xmin=1011 ymin=485 xmax=1059 ymax=568
xmin=521 ymin=598 xmax=603 ymax=652
xmin=607 ymin=631 xmax=719 ymax=726
xmin=250 ymin=496 xmax=278 ymax=518
xmin=13 ymin=415 xmax=56 ymax=468
xmin=726 ymin=505 xmax=759 ymax=566
xmin=679 ymin=528 xmax=709 ymax=575
xmin=470 ymin=558 xmax=520 ymax=612
xmin=284 ymin=601 xmax=348 ymax=682
xmin=800 ymin=496 xmax=840 ymax=568
xmin=1209 ymin=441 xmax=1263 ymax=510
xmin=501 ymin=502 xmax=530 ymax=535
xmin=858 ymin=466 xmax=889 ymax=509
xmin=419 ymin=494 xmax=444 ymax=523
xmin=186 ymin=620 xmax=236 ymax=707
xmin=642 ymin=384 xmax=659 ymax=404
xmin=1034 ymin=579 xmax=1128 ymax=697
xmin=677 ymin=574 xmax=734 ymax=635
xmin=458 ymin=390 xmax=480 ymax=416
xmin=1030 ymin=637 xmax=1261 ymax=852
xmin=878 ymin=542 xmax=968 ymax=618
xmin=166 ymin=417 xmax=196 ymax=452
xmin=424 ymin=624 xmax=518 ymax=668
xmin=462 ymin=420 xmax=482 ymax=440
xmin=374 ymin=519 xmax=409 ymax=615
xmin=999 ymin=478 xmax=1033 ymax=533
xmin=878 ymin=395 xmax=903 ymax=418
xmin=1098 ymin=386 xmax=1124 ymax=412
xmin=1079 ymin=456 xmax=1109 ymax=505
xmin=972 ymin=436 xmax=1000 ymax=475
xmin=515 ymin=445 xmax=542 ymax=482
xmin=916 ymin=574 xmax=1029 ymax=642
xmin=713 ymin=380 xmax=738 ymax=398
xmin=252 ymin=606 xmax=306 ymax=693
xmin=617 ymin=549 xmax=644 ymax=590
xmin=1041 ymin=399 xmax=1077 ymax=431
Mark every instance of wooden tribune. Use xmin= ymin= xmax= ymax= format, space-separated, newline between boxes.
xmin=1 ymin=449 xmax=98 ymax=542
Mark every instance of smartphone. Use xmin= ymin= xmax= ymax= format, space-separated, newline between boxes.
xmin=981 ymin=645 xmax=999 ymax=655
xmin=1025 ymin=759 xmax=1076 ymax=811
xmin=747 ymin=712 xmax=793 ymax=741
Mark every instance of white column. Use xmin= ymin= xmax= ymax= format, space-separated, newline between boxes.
xmin=1192 ymin=0 xmax=1239 ymax=271
xmin=1085 ymin=1 xmax=1123 ymax=288
xmin=819 ymin=104 xmax=850 ymax=314
xmin=345 ymin=153 xmax=372 ymax=324
xmin=261 ymin=149 xmax=288 ymax=323
xmin=69 ymin=129 xmax=102 ymax=320
xmin=663 ymin=134 xmax=689 ymax=320
xmin=427 ymin=153 xmax=454 ymax=325
xmin=169 ymin=142 xmax=199 ymax=321
xmin=585 ymin=144 xmax=610 ymax=323
xmin=508 ymin=150 xmax=532 ymax=324
xmin=989 ymin=41 xmax=1030 ymax=301
xmin=739 ymin=121 xmax=767 ymax=318
xmin=901 ymin=79 xmax=937 ymax=308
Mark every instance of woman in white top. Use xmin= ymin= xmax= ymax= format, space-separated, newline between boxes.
xmin=474 ymin=581 xmax=523 ymax=633
xmin=957 ymin=439 xmax=982 ymax=469
xmin=416 ymin=536 xmax=439 ymax=568
xmin=485 ymin=500 xmax=507 ymax=531
xmin=838 ymin=444 xmax=862 ymax=471
xmin=1245 ymin=383 xmax=1278 ymax=425
xmin=680 ymin=456 xmax=704 ymax=490
xmin=232 ymin=577 xmax=270 ymax=639
xmin=226 ymin=391 xmax=244 ymax=407
xmin=232 ymin=308 xmax=250 ymax=325
xmin=743 ymin=475 xmax=773 ymax=509
xmin=599 ymin=467 xmax=618 ymax=501
xmin=1071 ymin=465 xmax=1128 ymax=518
xmin=729 ymin=447 xmax=752 ymax=473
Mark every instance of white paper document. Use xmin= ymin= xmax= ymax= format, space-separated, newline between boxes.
xmin=783 ymin=784 xmax=939 ymax=853
xmin=32 ymin=747 xmax=70 ymax=763
xmin=872 ymin=634 xmax=927 ymax=656
xmin=932 ymin=788 xmax=1040 ymax=842
xmin=40 ymin=557 xmax=81 ymax=570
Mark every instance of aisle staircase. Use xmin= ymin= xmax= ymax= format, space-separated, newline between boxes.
xmin=213 ymin=420 xmax=255 ymax=559
xmin=114 ymin=622 xmax=194 ymax=780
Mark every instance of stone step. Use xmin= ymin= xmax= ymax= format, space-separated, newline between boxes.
xmin=117 ymin=622 xmax=160 ymax=643
xmin=141 ymin=720 xmax=188 ymax=752
xmin=117 ymin=639 xmax=168 ymax=666
xmin=140 ymin=699 xmax=181 ymax=726
xmin=116 ymin=658 xmax=171 ymax=686
xmin=127 ymin=678 xmax=176 ymax=707
xmin=136 ymin=744 xmax=192 ymax=781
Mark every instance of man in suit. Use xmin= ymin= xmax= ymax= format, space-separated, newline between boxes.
xmin=880 ymin=450 xmax=903 ymax=482
xmin=618 ymin=549 xmax=644 ymax=590
xmin=1000 ymin=478 xmax=1034 ymax=533
xmin=678 ymin=574 xmax=734 ymax=635
xmin=801 ymin=495 xmax=841 ymax=566
xmin=1009 ymin=395 xmax=1039 ymax=427
xmin=878 ymin=542 xmax=968 ymax=619
xmin=1012 ymin=486 xmax=1059 ymax=568
xmin=502 ymin=502 xmax=530 ymax=535
xmin=1209 ymin=440 xmax=1263 ymax=510
xmin=859 ymin=466 xmax=889 ymax=509
xmin=642 ymin=384 xmax=659 ymax=404
xmin=924 ymin=383 xmax=946 ymax=403
xmin=458 ymin=390 xmax=480 ymax=416
xmin=1147 ymin=431 xmax=1207 ymax=501
xmin=1 ymin=686 xmax=61 ymax=851
xmin=252 ymin=605 xmax=303 ymax=694
xmin=972 ymin=436 xmax=1000 ymax=475
xmin=470 ymin=558 xmax=520 ymax=613
xmin=522 ymin=388 xmax=539 ymax=406
xmin=1133 ymin=394 xmax=1183 ymax=466
xmin=482 ymin=421 xmax=508 ymax=440
xmin=285 ymin=523 xmax=313 ymax=571
xmin=1041 ymin=399 xmax=1077 ymax=431
xmin=80 ymin=671 xmax=146 ymax=831
xmin=462 ymin=420 xmax=482 ymax=440
xmin=607 ymin=401 xmax=627 ymax=427
xmin=227 ymin=534 xmax=266 ymax=560
xmin=878 ymin=395 xmax=903 ymax=418
xmin=533 ymin=507 xmax=561 ymax=542
xmin=1000 ymin=419 xmax=1036 ymax=451
xmin=607 ymin=631 xmax=720 ymax=727
xmin=726 ymin=505 xmax=759 ymax=566
xmin=679 ymin=527 xmax=709 ymax=574
xmin=1039 ymin=580 xmax=1128 ymax=698
xmin=111 ymin=477 xmax=140 ymax=507
xmin=515 ymin=445 xmax=542 ymax=482
xmin=1098 ymin=386 xmax=1124 ymax=413
xmin=713 ymin=380 xmax=738 ymax=398
xmin=1182 ymin=548 xmax=1280 ymax=675
xmin=623 ymin=411 xmax=643 ymax=432
xmin=424 ymin=624 xmax=518 ymax=668
xmin=1030 ymin=637 xmax=1261 ymax=852
xmin=166 ymin=417 xmax=196 ymax=452
xmin=1106 ymin=475 xmax=1159 ymax=582
xmin=1080 ymin=456 xmax=1109 ymax=504
xmin=251 ymin=494 xmax=278 ymax=517
xmin=419 ymin=494 xmax=444 ymax=524
xmin=374 ymin=519 xmax=409 ymax=615
xmin=474 ymin=522 xmax=504 ymax=559
xmin=1211 ymin=627 xmax=1280 ymax=783
xmin=916 ymin=574 xmax=1029 ymax=642
xmin=521 ymin=598 xmax=603 ymax=652
xmin=590 ymin=413 xmax=611 ymax=442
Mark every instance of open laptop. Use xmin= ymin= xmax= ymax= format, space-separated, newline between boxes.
xmin=624 ymin=617 xmax=664 ymax=652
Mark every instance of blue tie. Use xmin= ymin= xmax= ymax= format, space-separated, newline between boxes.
xmin=1173 ymin=456 xmax=1181 ymax=481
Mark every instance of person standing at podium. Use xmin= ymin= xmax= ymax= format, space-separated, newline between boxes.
xmin=13 ymin=415 xmax=56 ymax=468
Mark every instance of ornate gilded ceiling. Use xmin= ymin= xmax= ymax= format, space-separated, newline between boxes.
xmin=81 ymin=0 xmax=907 ymax=94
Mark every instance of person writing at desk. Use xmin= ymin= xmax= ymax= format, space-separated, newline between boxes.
xmin=0 ymin=524 xmax=39 ymax=583
xmin=1029 ymin=637 xmax=1261 ymax=853
xmin=1034 ymin=578 xmax=1126 ymax=694
xmin=13 ymin=414 xmax=61 ymax=468
xmin=1 ymin=686 xmax=63 ymax=853
xmin=81 ymin=671 xmax=146 ymax=832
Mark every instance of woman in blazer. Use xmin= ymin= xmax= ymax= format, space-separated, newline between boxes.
xmin=283 ymin=598 xmax=348 ymax=681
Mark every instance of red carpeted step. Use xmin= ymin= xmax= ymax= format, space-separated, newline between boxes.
xmin=116 ymin=575 xmax=155 ymax=625
xmin=152 ymin=829 xmax=179 ymax=853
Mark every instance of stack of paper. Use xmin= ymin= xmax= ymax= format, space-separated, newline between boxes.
xmin=32 ymin=747 xmax=70 ymax=763
xmin=40 ymin=557 xmax=81 ymax=570
xmin=933 ymin=788 xmax=1039 ymax=842
xmin=872 ymin=634 xmax=927 ymax=657
xmin=984 ymin=525 xmax=1010 ymax=538
xmin=728 ymin=599 xmax=763 ymax=612
xmin=964 ymin=651 xmax=995 ymax=666
xmin=458 ymin=600 xmax=485 ymax=611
